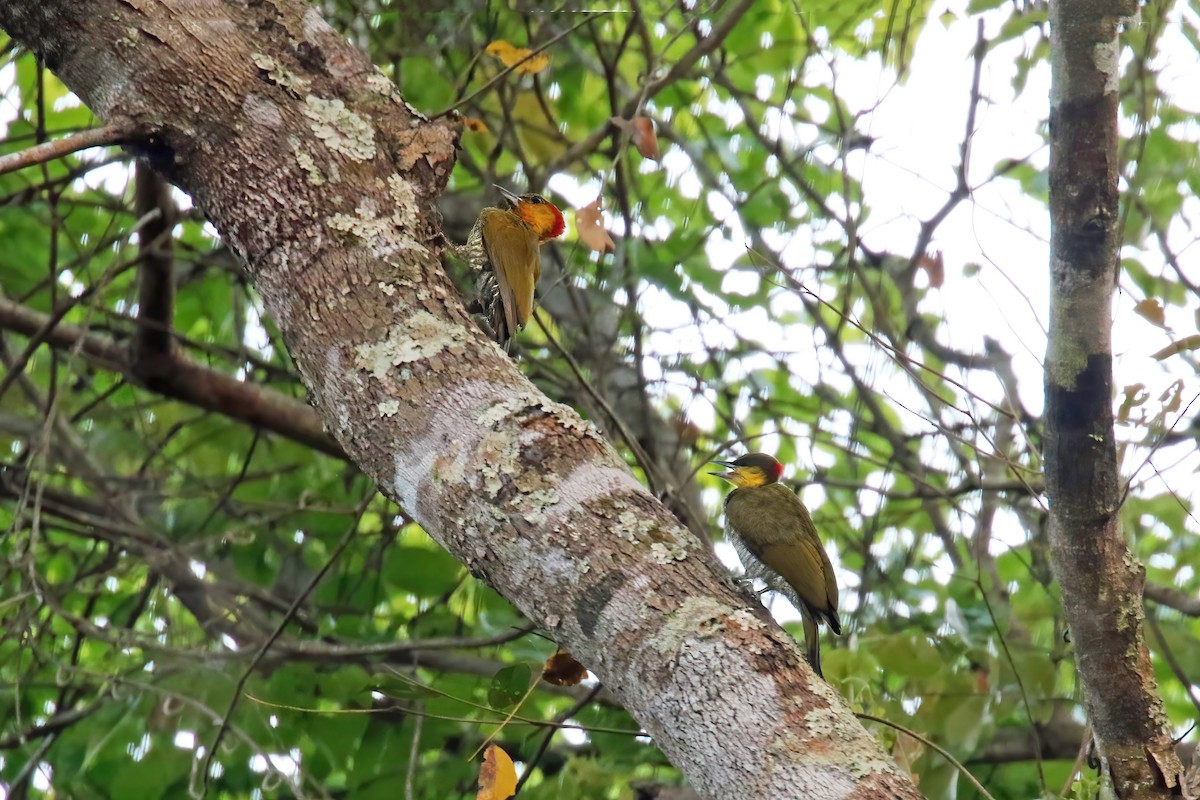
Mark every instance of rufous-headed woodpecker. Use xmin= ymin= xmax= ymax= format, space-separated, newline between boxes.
xmin=460 ymin=186 xmax=565 ymax=344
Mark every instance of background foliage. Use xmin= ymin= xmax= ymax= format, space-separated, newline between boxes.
xmin=2 ymin=0 xmax=1198 ymax=798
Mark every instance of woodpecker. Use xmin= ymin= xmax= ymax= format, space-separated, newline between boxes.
xmin=712 ymin=452 xmax=841 ymax=678
xmin=460 ymin=186 xmax=565 ymax=344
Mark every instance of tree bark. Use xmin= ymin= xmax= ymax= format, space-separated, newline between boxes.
xmin=1045 ymin=1 xmax=1183 ymax=796
xmin=0 ymin=1 xmax=918 ymax=797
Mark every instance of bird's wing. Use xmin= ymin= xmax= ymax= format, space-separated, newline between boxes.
xmin=754 ymin=537 xmax=833 ymax=618
xmin=735 ymin=483 xmax=840 ymax=629
xmin=482 ymin=214 xmax=539 ymax=334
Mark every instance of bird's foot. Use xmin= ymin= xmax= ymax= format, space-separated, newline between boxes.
xmin=720 ymin=571 xmax=758 ymax=600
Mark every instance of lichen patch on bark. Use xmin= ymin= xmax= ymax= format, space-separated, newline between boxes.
xmin=288 ymin=136 xmax=326 ymax=185
xmin=304 ymin=96 xmax=376 ymax=161
xmin=250 ymin=52 xmax=311 ymax=95
xmin=354 ymin=311 xmax=468 ymax=380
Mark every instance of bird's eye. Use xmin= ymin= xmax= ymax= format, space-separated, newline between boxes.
xmin=530 ymin=195 xmax=544 ymax=204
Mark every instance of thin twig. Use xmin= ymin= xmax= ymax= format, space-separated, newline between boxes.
xmin=1148 ymin=613 xmax=1200 ymax=719
xmin=434 ymin=15 xmax=602 ymax=118
xmin=201 ymin=492 xmax=374 ymax=794
xmin=405 ymin=701 xmax=423 ymax=800
xmin=857 ymin=712 xmax=999 ymax=800
xmin=0 ymin=121 xmax=133 ymax=177
xmin=513 ymin=683 xmax=604 ymax=796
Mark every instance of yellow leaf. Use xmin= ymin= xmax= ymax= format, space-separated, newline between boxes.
xmin=485 ymin=40 xmax=518 ymax=59
xmin=1134 ymin=298 xmax=1166 ymax=327
xmin=485 ymin=39 xmax=550 ymax=75
xmin=576 ymin=199 xmax=614 ymax=254
xmin=477 ymin=743 xmax=517 ymax=800
xmin=462 ymin=116 xmax=489 ymax=133
xmin=1152 ymin=335 xmax=1200 ymax=361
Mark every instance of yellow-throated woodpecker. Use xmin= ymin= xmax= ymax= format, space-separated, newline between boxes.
xmin=712 ymin=452 xmax=841 ymax=678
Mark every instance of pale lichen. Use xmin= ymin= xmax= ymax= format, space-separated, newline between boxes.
xmin=475 ymin=431 xmax=516 ymax=498
xmin=354 ymin=311 xmax=469 ymax=380
xmin=327 ymin=198 xmax=427 ymax=260
xmin=432 ymin=449 xmax=466 ymax=484
xmin=377 ymin=400 xmax=400 ymax=417
xmin=649 ymin=541 xmax=689 ymax=564
xmin=654 ymin=597 xmax=734 ymax=656
xmin=328 ymin=202 xmax=391 ymax=242
xmin=304 ymin=96 xmax=376 ymax=162
xmin=1045 ymin=338 xmax=1089 ymax=391
xmin=539 ymin=399 xmax=606 ymax=442
xmin=366 ymin=72 xmax=397 ymax=98
xmin=727 ymin=608 xmax=765 ymax=631
xmin=387 ymin=175 xmax=419 ymax=225
xmin=471 ymin=395 xmax=606 ymax=447
xmin=769 ymin=700 xmax=896 ymax=781
xmin=475 ymin=391 xmax=546 ymax=427
xmin=251 ymin=53 xmax=312 ymax=95
xmin=801 ymin=707 xmax=844 ymax=741
xmin=617 ymin=509 xmax=655 ymax=543
xmin=521 ymin=488 xmax=559 ymax=524
xmin=289 ymin=136 xmax=326 ymax=185
xmin=367 ymin=70 xmax=426 ymax=118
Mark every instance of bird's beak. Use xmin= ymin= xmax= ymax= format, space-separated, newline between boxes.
xmin=494 ymin=185 xmax=521 ymax=207
xmin=709 ymin=460 xmax=738 ymax=480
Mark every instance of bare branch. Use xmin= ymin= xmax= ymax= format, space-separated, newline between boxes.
xmin=0 ymin=121 xmax=132 ymax=177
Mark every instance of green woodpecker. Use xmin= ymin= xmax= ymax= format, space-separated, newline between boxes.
xmin=712 ymin=452 xmax=841 ymax=678
xmin=461 ymin=186 xmax=565 ymax=343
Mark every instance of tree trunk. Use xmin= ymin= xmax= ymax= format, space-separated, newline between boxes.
xmin=1045 ymin=1 xmax=1183 ymax=796
xmin=0 ymin=1 xmax=918 ymax=796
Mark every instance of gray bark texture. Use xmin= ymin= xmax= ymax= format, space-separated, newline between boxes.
xmin=0 ymin=1 xmax=920 ymax=797
xmin=1045 ymin=1 xmax=1184 ymax=797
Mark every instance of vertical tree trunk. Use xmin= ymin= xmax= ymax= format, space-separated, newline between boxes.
xmin=1045 ymin=2 xmax=1183 ymax=796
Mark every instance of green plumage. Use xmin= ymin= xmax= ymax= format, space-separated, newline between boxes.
xmin=724 ymin=480 xmax=841 ymax=677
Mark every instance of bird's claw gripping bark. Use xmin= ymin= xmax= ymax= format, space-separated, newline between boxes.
xmin=720 ymin=570 xmax=758 ymax=600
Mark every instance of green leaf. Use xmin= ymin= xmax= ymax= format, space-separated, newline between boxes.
xmin=487 ymin=663 xmax=533 ymax=710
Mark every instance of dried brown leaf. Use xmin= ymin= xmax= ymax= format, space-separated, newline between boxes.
xmin=1134 ymin=298 xmax=1166 ymax=327
xmin=542 ymin=649 xmax=587 ymax=686
xmin=917 ymin=250 xmax=944 ymax=289
xmin=576 ymin=199 xmax=615 ymax=254
xmin=610 ymin=115 xmax=661 ymax=161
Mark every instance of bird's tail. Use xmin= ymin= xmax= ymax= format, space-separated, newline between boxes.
xmin=802 ymin=614 xmax=823 ymax=678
